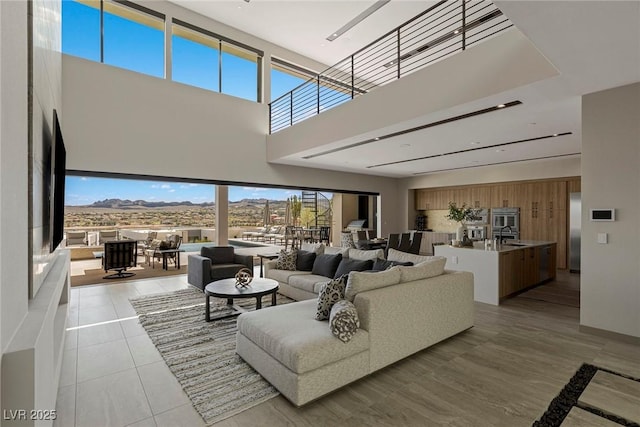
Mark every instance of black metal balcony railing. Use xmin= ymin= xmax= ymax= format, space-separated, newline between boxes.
xmin=269 ymin=0 xmax=513 ymax=133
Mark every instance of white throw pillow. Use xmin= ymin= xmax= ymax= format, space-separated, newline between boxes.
xmin=347 ymin=248 xmax=384 ymax=261
xmin=396 ymin=258 xmax=446 ymax=282
xmin=301 ymin=242 xmax=325 ymax=255
xmin=387 ymin=248 xmax=439 ymax=265
xmin=344 ymin=267 xmax=401 ymax=302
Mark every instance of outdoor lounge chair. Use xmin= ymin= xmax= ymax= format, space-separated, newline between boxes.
xmin=65 ymin=231 xmax=87 ymax=246
xmin=98 ymin=230 xmax=119 ymax=245
xmin=103 ymin=240 xmax=138 ymax=279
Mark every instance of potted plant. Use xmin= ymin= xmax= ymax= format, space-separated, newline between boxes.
xmin=446 ymin=202 xmax=476 ymax=244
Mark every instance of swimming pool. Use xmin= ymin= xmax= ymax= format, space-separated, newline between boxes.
xmin=180 ymin=239 xmax=267 ymax=252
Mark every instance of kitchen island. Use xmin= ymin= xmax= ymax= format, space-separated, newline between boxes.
xmin=435 ymin=241 xmax=557 ymax=305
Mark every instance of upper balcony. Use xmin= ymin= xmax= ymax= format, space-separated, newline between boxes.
xmin=269 ymin=0 xmax=513 ymax=134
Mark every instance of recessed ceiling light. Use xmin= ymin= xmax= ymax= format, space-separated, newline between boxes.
xmin=496 ymin=149 xmax=505 ymax=152
xmin=470 ymin=141 xmax=480 ymax=145
xmin=552 ymin=133 xmax=559 ymax=137
xmin=497 ymin=104 xmax=506 ymax=108
xmin=454 ymin=30 xmax=460 ymax=34
xmin=373 ymin=137 xmax=380 ymax=140
xmin=529 ymin=122 xmax=537 ymax=126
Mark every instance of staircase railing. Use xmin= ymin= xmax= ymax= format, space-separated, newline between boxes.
xmin=269 ymin=0 xmax=512 ymax=133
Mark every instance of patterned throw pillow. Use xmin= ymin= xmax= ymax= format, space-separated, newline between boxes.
xmin=275 ymin=249 xmax=297 ymax=271
xmin=329 ymin=300 xmax=360 ymax=343
xmin=315 ymin=274 xmax=348 ymax=320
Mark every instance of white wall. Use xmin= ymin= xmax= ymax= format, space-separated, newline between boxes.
xmin=31 ymin=0 xmax=63 ymax=297
xmin=62 ymin=56 xmax=402 ymax=235
xmin=0 ymin=0 xmax=29 ymax=355
xmin=581 ymin=83 xmax=640 ymax=338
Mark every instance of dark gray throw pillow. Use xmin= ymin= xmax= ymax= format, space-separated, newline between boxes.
xmin=372 ymin=258 xmax=413 ymax=271
xmin=296 ymin=250 xmax=316 ymax=271
xmin=312 ymin=253 xmax=343 ymax=278
xmin=334 ymin=258 xmax=373 ymax=279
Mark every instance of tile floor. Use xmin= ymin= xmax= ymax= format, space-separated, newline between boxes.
xmin=55 ymin=274 xmax=207 ymax=427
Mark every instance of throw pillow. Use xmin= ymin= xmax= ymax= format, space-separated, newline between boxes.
xmin=324 ymin=246 xmax=349 ymax=257
xmin=397 ymin=257 xmax=447 ymax=282
xmin=275 ymin=249 xmax=297 ymax=271
xmin=345 ymin=267 xmax=401 ymax=301
xmin=329 ymin=300 xmax=360 ymax=343
xmin=387 ymin=248 xmax=438 ymax=265
xmin=296 ymin=250 xmax=317 ymax=271
xmin=315 ymin=274 xmax=348 ymax=321
xmin=347 ymin=248 xmax=384 ymax=261
xmin=334 ymin=258 xmax=373 ymax=279
xmin=372 ymin=258 xmax=413 ymax=271
xmin=300 ymin=242 xmax=325 ymax=255
xmin=311 ymin=253 xmax=343 ymax=278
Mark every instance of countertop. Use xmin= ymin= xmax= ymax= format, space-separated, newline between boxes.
xmin=443 ymin=240 xmax=556 ymax=253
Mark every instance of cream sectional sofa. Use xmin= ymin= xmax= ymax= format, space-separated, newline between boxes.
xmin=237 ymin=261 xmax=474 ymax=406
xmin=264 ymin=247 xmax=387 ymax=301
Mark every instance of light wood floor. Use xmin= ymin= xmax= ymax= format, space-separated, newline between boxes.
xmin=517 ymin=270 xmax=581 ymax=308
xmin=218 ymin=272 xmax=638 ymax=427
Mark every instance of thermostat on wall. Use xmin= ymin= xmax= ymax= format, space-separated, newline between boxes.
xmin=590 ymin=209 xmax=615 ymax=221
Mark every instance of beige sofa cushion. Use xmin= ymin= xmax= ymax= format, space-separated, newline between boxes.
xmin=396 ymin=257 xmax=446 ymax=282
xmin=237 ymin=300 xmax=369 ymax=374
xmin=347 ymin=248 xmax=384 ymax=261
xmin=267 ymin=269 xmax=311 ymax=284
xmin=344 ymin=267 xmax=401 ymax=302
xmin=324 ymin=246 xmax=349 ymax=257
xmin=288 ymin=274 xmax=331 ymax=293
xmin=387 ymin=248 xmax=440 ymax=265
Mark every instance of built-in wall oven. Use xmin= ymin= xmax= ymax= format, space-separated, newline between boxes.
xmin=491 ymin=207 xmax=520 ymax=241
xmin=467 ymin=225 xmax=488 ymax=240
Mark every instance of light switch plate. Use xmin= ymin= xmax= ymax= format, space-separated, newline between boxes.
xmin=597 ymin=233 xmax=608 ymax=244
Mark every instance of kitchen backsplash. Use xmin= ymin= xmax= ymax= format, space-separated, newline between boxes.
xmin=426 ymin=210 xmax=458 ymax=233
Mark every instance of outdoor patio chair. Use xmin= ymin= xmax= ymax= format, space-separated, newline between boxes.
xmin=65 ymin=231 xmax=87 ymax=246
xmin=264 ymin=226 xmax=283 ymax=243
xmin=318 ymin=226 xmax=330 ymax=245
xmin=103 ymin=240 xmax=138 ymax=279
xmin=146 ymin=234 xmax=182 ymax=268
xmin=98 ymin=230 xmax=119 ymax=245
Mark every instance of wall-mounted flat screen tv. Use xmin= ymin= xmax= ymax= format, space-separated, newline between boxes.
xmin=50 ymin=109 xmax=66 ymax=252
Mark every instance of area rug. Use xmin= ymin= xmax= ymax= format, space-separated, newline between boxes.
xmin=534 ymin=363 xmax=640 ymax=426
xmin=71 ymin=263 xmax=187 ymax=287
xmin=129 ymin=287 xmax=293 ymax=425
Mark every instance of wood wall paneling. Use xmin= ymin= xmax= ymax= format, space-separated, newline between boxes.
xmin=414 ymin=177 xmax=578 ymax=269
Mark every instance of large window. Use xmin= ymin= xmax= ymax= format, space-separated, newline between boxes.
xmin=172 ymin=23 xmax=219 ymax=92
xmin=103 ymin=1 xmax=164 ymax=78
xmin=62 ymin=0 xmax=165 ymax=78
xmin=172 ymin=20 xmax=261 ymax=102
xmin=270 ymin=58 xmax=316 ymax=102
xmin=62 ymin=0 xmax=100 ymax=61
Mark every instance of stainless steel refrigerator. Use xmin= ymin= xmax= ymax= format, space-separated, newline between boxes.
xmin=569 ymin=192 xmax=581 ymax=273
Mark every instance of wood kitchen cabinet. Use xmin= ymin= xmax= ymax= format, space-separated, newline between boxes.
xmin=470 ymin=186 xmax=491 ymax=208
xmin=499 ymin=244 xmax=556 ymax=298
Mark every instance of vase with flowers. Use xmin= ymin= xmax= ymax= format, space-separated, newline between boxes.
xmin=446 ymin=202 xmax=477 ymax=245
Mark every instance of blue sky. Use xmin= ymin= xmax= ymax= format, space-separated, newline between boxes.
xmin=61 ymin=1 xmax=316 ymax=206
xmin=65 ymin=176 xmax=301 ymax=205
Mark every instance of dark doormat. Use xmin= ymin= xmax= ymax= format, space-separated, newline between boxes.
xmin=533 ymin=363 xmax=640 ymax=427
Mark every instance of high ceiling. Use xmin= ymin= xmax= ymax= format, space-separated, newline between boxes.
xmin=170 ymin=1 xmax=640 ymax=178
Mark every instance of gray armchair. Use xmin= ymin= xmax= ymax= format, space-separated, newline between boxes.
xmin=187 ymin=246 xmax=254 ymax=291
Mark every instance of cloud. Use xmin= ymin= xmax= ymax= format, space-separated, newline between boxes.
xmin=189 ymin=184 xmax=199 ymax=187
xmin=161 ymin=184 xmax=171 ymax=189
xmin=80 ymin=177 xmax=88 ymax=181
xmin=151 ymin=184 xmax=160 ymax=189
xmin=168 ymin=189 xmax=176 ymax=193
xmin=243 ymin=187 xmax=267 ymax=192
